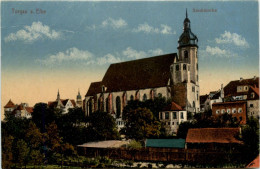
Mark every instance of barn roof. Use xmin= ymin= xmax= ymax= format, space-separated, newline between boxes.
xmin=186 ymin=128 xmax=242 ymax=144
xmin=146 ymin=139 xmax=185 ymax=148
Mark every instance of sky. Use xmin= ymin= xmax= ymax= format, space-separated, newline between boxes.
xmin=1 ymin=1 xmax=259 ymax=119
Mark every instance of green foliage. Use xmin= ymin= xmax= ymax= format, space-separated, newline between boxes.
xmin=46 ymin=121 xmax=63 ymax=152
xmin=87 ymin=111 xmax=120 ymax=141
xmin=14 ymin=139 xmax=30 ymax=167
xmin=25 ymin=121 xmax=44 ymax=149
xmin=29 ymin=149 xmax=44 ymax=166
xmin=127 ymin=140 xmax=142 ymax=149
xmin=2 ymin=135 xmax=14 ymax=169
xmin=122 ymin=107 xmax=161 ymax=141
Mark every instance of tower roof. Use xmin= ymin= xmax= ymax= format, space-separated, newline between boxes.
xmin=178 ymin=9 xmax=198 ymax=48
xmin=4 ymin=99 xmax=16 ymax=108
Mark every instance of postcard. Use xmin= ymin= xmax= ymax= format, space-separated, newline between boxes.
xmin=1 ymin=0 xmax=259 ymax=168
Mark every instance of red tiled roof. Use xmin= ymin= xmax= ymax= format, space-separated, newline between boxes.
xmin=246 ymin=155 xmax=259 ymax=168
xmin=163 ymin=102 xmax=182 ymax=111
xmin=250 ymin=86 xmax=259 ymax=97
xmin=25 ymin=107 xmax=33 ymax=113
xmin=48 ymin=101 xmax=59 ymax=108
xmin=186 ymin=128 xmax=242 ymax=144
xmin=16 ymin=105 xmax=24 ymax=110
xmin=224 ymin=77 xmax=259 ymax=97
xmin=4 ymin=100 xmax=16 ymax=108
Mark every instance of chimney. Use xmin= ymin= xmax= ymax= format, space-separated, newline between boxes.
xmin=239 ymin=77 xmax=243 ymax=82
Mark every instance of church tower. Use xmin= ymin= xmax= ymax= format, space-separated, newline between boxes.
xmin=76 ymin=89 xmax=83 ymax=108
xmin=56 ymin=89 xmax=60 ymax=101
xmin=171 ymin=9 xmax=200 ymax=113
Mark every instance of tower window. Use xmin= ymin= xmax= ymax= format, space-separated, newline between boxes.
xmin=196 ymin=63 xmax=198 ymax=70
xmin=184 ymin=50 xmax=188 ymax=58
xmin=183 ymin=64 xmax=186 ymax=70
xmin=192 ymin=86 xmax=195 ymax=92
xmin=176 ymin=65 xmax=179 ymax=71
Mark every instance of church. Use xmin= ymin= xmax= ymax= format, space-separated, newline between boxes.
xmin=84 ymin=10 xmax=200 ymax=128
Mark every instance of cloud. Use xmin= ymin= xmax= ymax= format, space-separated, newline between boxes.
xmin=215 ymin=31 xmax=249 ymax=48
xmin=101 ymin=17 xmax=127 ymax=29
xmin=97 ymin=54 xmax=121 ymax=65
xmin=5 ymin=21 xmax=61 ymax=43
xmin=37 ymin=47 xmax=94 ymax=65
xmin=122 ymin=47 xmax=164 ymax=59
xmin=133 ymin=23 xmax=175 ymax=35
xmin=201 ymin=46 xmax=238 ymax=58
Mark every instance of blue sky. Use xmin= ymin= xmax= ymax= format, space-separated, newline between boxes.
xmin=1 ymin=1 xmax=259 ymax=110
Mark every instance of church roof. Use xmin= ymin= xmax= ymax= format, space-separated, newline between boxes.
xmin=102 ymin=53 xmax=177 ymax=93
xmin=4 ymin=100 xmax=16 ymax=108
xmin=86 ymin=81 xmax=103 ymax=97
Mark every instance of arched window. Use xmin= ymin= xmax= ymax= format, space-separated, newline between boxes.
xmin=98 ymin=95 xmax=104 ymax=112
xmin=116 ymin=96 xmax=121 ymax=118
xmin=135 ymin=91 xmax=140 ymax=100
xmin=183 ymin=64 xmax=186 ymax=70
xmin=108 ymin=93 xmax=112 ymax=113
xmin=193 ymin=101 xmax=195 ymax=108
xmin=122 ymin=92 xmax=127 ymax=107
xmin=130 ymin=95 xmax=134 ymax=101
xmin=143 ymin=94 xmax=147 ymax=101
xmin=176 ymin=65 xmax=179 ymax=71
xmin=105 ymin=98 xmax=109 ymax=112
xmin=184 ymin=50 xmax=188 ymax=58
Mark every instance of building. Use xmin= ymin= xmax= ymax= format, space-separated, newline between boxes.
xmin=48 ymin=90 xmax=76 ymax=114
xmin=84 ymin=10 xmax=200 ymax=127
xmin=212 ymin=101 xmax=247 ymax=124
xmin=199 ymin=94 xmax=209 ymax=112
xmin=224 ymin=76 xmax=259 ymax=119
xmin=4 ymin=99 xmax=16 ymax=115
xmin=4 ymin=100 xmax=33 ymax=119
xmin=76 ymin=89 xmax=83 ymax=108
xmin=159 ymin=102 xmax=187 ymax=135
xmin=186 ymin=128 xmax=242 ymax=150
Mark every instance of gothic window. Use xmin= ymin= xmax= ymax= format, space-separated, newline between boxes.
xmin=165 ymin=112 xmax=169 ymax=119
xmin=173 ymin=112 xmax=177 ymax=119
xmin=196 ymin=63 xmax=198 ymax=70
xmin=108 ymin=93 xmax=112 ymax=113
xmin=150 ymin=89 xmax=155 ymax=100
xmin=116 ymin=96 xmax=121 ymax=118
xmin=135 ymin=91 xmax=140 ymax=100
xmin=88 ymin=101 xmax=92 ymax=115
xmin=184 ymin=50 xmax=188 ymax=58
xmin=176 ymin=65 xmax=179 ymax=71
xmin=193 ymin=101 xmax=195 ymax=108
xmin=122 ymin=92 xmax=127 ymax=107
xmin=197 ymin=91 xmax=199 ymax=100
xmin=105 ymin=98 xmax=109 ymax=112
xmin=143 ymin=94 xmax=147 ymax=101
xmin=130 ymin=95 xmax=134 ymax=101
xmin=183 ymin=64 xmax=186 ymax=70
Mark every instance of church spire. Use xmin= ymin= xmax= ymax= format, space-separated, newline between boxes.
xmin=186 ymin=8 xmax=188 ymax=18
xmin=57 ymin=89 xmax=60 ymax=101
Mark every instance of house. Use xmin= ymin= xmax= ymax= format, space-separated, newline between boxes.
xmin=199 ymin=94 xmax=209 ymax=112
xmin=84 ymin=10 xmax=200 ymax=129
xmin=48 ymin=90 xmax=76 ymax=114
xmin=4 ymin=99 xmax=16 ymax=115
xmin=224 ymin=76 xmax=259 ymax=119
xmin=212 ymin=101 xmax=247 ymax=124
xmin=159 ymin=102 xmax=187 ymax=135
xmin=186 ymin=128 xmax=242 ymax=150
xmin=145 ymin=139 xmax=185 ymax=148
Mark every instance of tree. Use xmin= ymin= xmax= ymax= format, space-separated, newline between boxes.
xmin=25 ymin=121 xmax=44 ymax=149
xmin=2 ymin=135 xmax=14 ymax=169
xmin=87 ymin=111 xmax=120 ymax=141
xmin=14 ymin=139 xmax=30 ymax=168
xmin=122 ymin=107 xmax=161 ymax=141
xmin=30 ymin=149 xmax=44 ymax=167
xmin=241 ymin=117 xmax=259 ymax=162
xmin=46 ymin=121 xmax=63 ymax=153
xmin=177 ymin=121 xmax=195 ymax=139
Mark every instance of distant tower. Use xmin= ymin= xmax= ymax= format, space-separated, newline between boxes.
xmin=56 ymin=89 xmax=60 ymax=101
xmin=76 ymin=89 xmax=83 ymax=108
xmin=171 ymin=9 xmax=200 ymax=113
